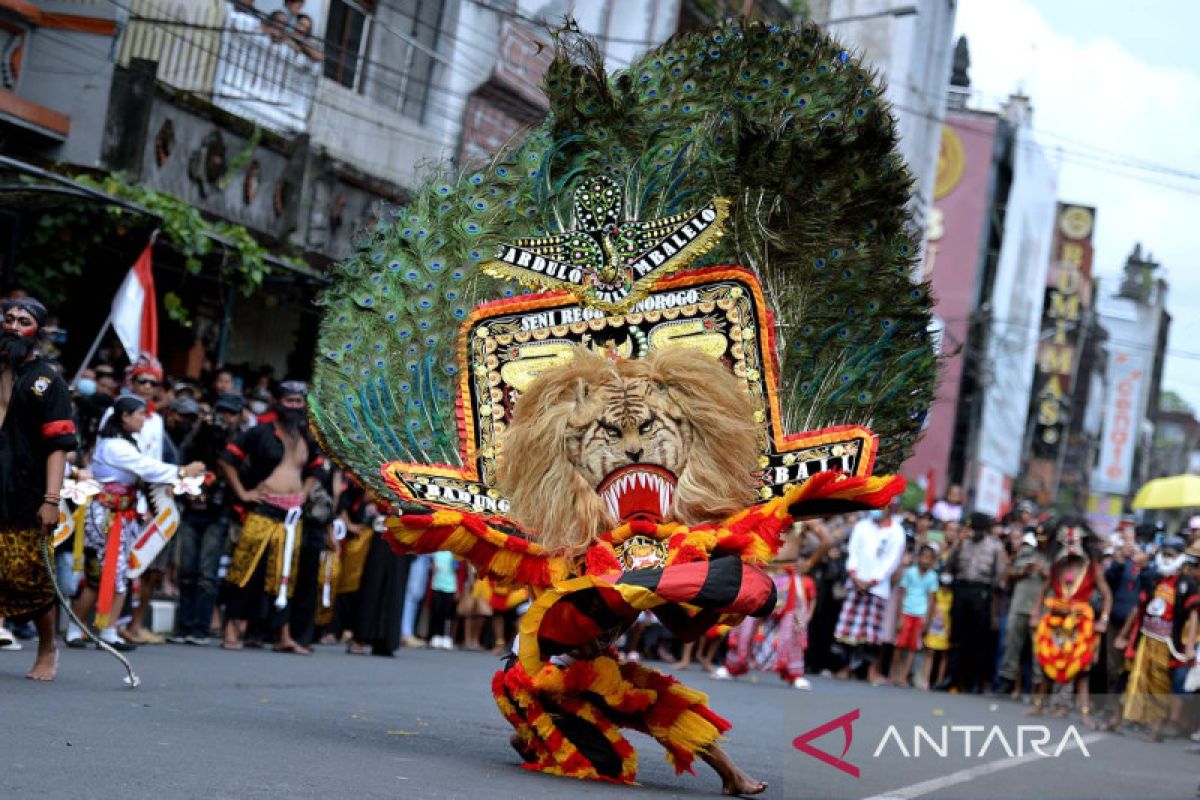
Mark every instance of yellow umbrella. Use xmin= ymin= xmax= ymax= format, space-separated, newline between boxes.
xmin=1131 ymin=474 xmax=1200 ymax=510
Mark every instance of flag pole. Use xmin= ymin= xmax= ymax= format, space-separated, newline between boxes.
xmin=72 ymin=314 xmax=113 ymax=385
xmin=71 ymin=229 xmax=159 ymax=384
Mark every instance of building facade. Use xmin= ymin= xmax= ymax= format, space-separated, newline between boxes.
xmin=0 ymin=0 xmax=477 ymax=377
xmin=1084 ymin=245 xmax=1171 ymax=531
xmin=903 ymin=94 xmax=1056 ymax=515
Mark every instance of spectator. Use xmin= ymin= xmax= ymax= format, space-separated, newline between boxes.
xmin=996 ymin=528 xmax=1047 ymax=697
xmin=428 ymin=551 xmax=457 ymax=650
xmin=890 ymin=541 xmax=940 ymax=687
xmin=291 ymin=14 xmax=323 ymax=61
xmin=931 ymin=485 xmax=964 ymax=525
xmin=169 ymin=393 xmax=243 ymax=645
xmin=400 ymin=553 xmax=432 ymax=648
xmin=922 ymin=573 xmax=953 ymax=689
xmin=807 ymin=529 xmax=849 ymax=675
xmin=943 ymin=512 xmax=1007 ymax=693
xmin=94 ymin=363 xmax=118 ymax=398
xmin=263 ymin=10 xmax=288 ymax=44
xmin=74 ymin=368 xmax=113 ymax=454
xmin=834 ymin=504 xmax=906 ymax=685
xmin=209 ymin=367 xmax=235 ymax=403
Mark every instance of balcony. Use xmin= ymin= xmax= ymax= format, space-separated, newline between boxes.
xmin=116 ymin=0 xmax=319 ymax=133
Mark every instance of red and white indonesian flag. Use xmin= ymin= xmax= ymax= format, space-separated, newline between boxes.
xmin=111 ymin=243 xmax=158 ymax=360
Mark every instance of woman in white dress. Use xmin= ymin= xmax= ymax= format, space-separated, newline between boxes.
xmin=66 ymin=395 xmax=203 ymax=650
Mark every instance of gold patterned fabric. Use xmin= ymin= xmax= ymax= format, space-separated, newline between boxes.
xmin=226 ymin=512 xmax=302 ymax=597
xmin=336 ymin=528 xmax=371 ymax=595
xmin=1122 ymin=636 xmax=1172 ymax=725
xmin=0 ymin=525 xmax=53 ymax=622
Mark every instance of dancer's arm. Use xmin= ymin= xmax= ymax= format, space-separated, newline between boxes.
xmin=1092 ymin=560 xmax=1113 ymax=633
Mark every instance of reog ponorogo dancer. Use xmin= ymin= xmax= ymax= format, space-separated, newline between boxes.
xmin=310 ymin=20 xmax=935 ymax=795
xmin=0 ymin=296 xmax=77 ymax=682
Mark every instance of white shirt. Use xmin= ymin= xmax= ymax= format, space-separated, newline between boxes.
xmin=97 ymin=406 xmax=164 ymax=459
xmin=91 ymin=436 xmax=179 ymax=488
xmin=931 ymin=499 xmax=963 ymax=524
xmin=845 ymin=516 xmax=907 ymax=600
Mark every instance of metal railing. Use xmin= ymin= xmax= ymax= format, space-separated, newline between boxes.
xmin=116 ymin=1 xmax=318 ymax=133
xmin=213 ymin=9 xmax=318 ymax=132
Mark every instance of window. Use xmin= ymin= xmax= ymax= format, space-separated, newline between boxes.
xmin=324 ymin=0 xmax=372 ymax=89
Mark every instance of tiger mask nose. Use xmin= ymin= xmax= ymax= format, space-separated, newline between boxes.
xmin=625 ymin=447 xmax=643 ymax=462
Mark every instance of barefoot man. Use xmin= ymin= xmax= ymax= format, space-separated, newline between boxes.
xmin=0 ymin=296 xmax=78 ymax=680
xmin=219 ymin=381 xmax=321 ymax=654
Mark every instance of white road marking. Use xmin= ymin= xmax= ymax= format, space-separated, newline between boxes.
xmin=861 ymin=732 xmax=1107 ymax=800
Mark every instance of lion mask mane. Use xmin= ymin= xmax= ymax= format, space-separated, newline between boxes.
xmin=498 ymin=346 xmax=760 ymax=553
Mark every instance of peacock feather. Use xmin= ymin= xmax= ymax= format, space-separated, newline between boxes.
xmin=311 ymin=18 xmax=936 ymax=502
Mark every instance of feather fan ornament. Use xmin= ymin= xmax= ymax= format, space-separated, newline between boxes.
xmin=311 ymin=19 xmax=936 ymax=505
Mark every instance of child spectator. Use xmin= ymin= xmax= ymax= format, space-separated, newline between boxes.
xmin=922 ymin=573 xmax=953 ymax=690
xmin=891 ymin=542 xmax=939 ymax=687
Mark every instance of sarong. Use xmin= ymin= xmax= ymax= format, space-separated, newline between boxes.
xmin=0 ymin=525 xmax=53 ymax=622
xmin=1122 ymin=636 xmax=1173 ymax=725
xmin=834 ymin=588 xmax=886 ymax=645
xmin=226 ymin=507 xmax=303 ymax=597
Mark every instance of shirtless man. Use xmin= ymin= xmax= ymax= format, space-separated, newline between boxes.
xmin=219 ymin=381 xmax=322 ymax=654
xmin=0 ymin=297 xmax=77 ymax=680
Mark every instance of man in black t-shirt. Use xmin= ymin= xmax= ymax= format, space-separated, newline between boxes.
xmin=0 ymin=297 xmax=78 ymax=681
xmin=170 ymin=393 xmax=245 ymax=644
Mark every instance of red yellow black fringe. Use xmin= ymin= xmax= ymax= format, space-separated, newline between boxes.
xmin=383 ymin=509 xmax=569 ymax=589
xmin=492 ymin=655 xmax=729 ymax=783
xmin=385 ymin=470 xmax=904 ymax=583
xmin=1035 ymin=598 xmax=1097 ymax=683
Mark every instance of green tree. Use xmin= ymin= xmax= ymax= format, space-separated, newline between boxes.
xmin=1160 ymin=389 xmax=1195 ymax=415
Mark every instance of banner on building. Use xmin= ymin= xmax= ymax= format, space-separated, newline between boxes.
xmin=1091 ymin=348 xmax=1150 ymax=496
xmin=906 ymin=116 xmax=997 ymax=494
xmin=1030 ymin=204 xmax=1095 ymax=459
xmin=974 ymin=463 xmax=1010 ymax=518
xmin=976 ymin=124 xmax=1056 ymax=481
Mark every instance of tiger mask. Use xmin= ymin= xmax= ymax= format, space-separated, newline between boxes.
xmin=498 ymin=346 xmax=760 ymax=554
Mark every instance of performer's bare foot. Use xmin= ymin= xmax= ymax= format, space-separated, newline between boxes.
xmin=26 ymin=647 xmax=57 ymax=681
xmin=509 ymin=733 xmax=537 ymax=763
xmin=701 ymin=744 xmax=767 ymax=796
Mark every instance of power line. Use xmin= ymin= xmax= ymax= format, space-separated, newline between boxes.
xmin=101 ymin=0 xmax=472 ymax=151
xmin=107 ymin=1 xmax=502 ymax=136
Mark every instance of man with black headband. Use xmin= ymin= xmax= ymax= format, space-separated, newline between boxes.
xmin=219 ymin=380 xmax=323 ymax=654
xmin=0 ymin=296 xmax=78 ymax=680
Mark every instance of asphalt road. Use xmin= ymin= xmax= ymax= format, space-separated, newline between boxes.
xmin=3 ymin=643 xmax=1197 ymax=800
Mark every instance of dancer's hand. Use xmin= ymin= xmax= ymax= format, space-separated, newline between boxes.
xmin=37 ymin=501 xmax=58 ymax=530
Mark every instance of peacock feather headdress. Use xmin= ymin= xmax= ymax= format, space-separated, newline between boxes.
xmin=311 ymin=19 xmax=936 ymax=513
